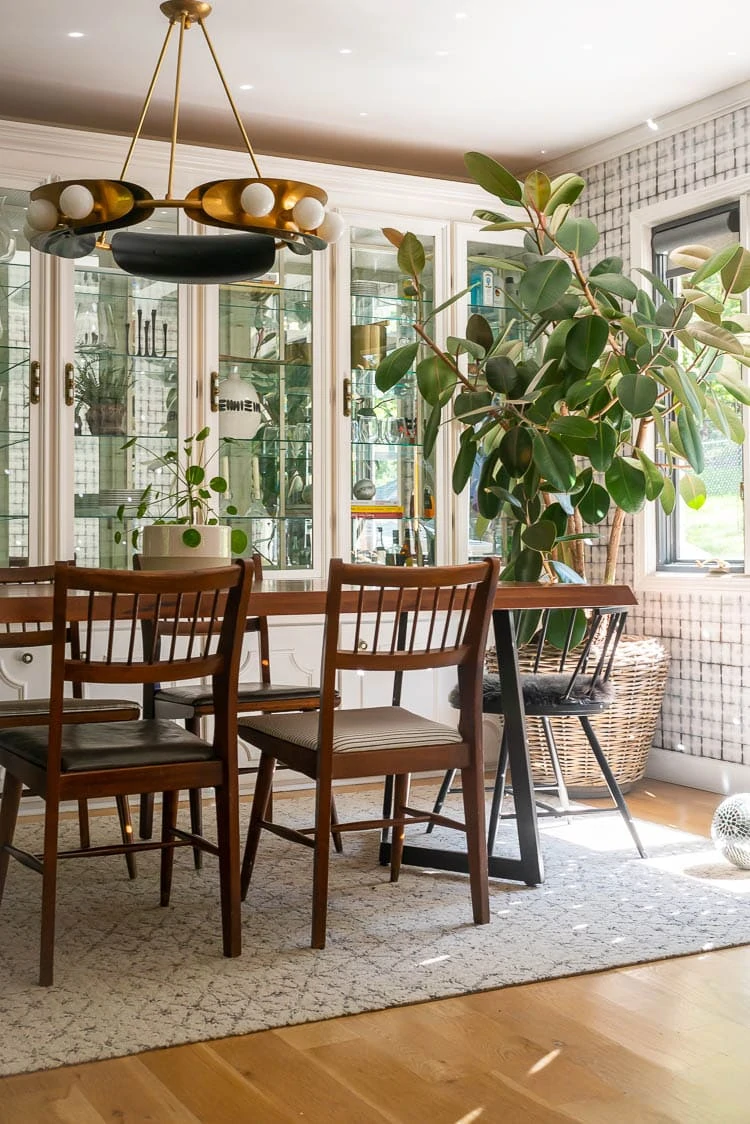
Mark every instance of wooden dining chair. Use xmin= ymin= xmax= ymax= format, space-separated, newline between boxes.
xmin=238 ymin=556 xmax=499 ymax=949
xmin=0 ymin=564 xmax=142 ymax=877
xmin=0 ymin=558 xmax=252 ymax=985
xmin=137 ymin=552 xmax=342 ymax=866
xmin=429 ymin=605 xmax=647 ymax=858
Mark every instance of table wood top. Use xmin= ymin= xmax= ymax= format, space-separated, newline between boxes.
xmin=0 ymin=576 xmax=636 ymax=623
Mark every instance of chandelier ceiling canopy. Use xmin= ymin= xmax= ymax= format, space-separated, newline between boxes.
xmin=24 ymin=0 xmax=344 ymax=282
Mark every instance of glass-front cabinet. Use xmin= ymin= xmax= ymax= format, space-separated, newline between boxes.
xmin=451 ymin=224 xmax=527 ymax=564
xmin=341 ymin=222 xmax=442 ymax=566
xmin=71 ymin=209 xmax=179 ymax=567
xmin=0 ymin=189 xmax=34 ymax=567
xmin=216 ymin=246 xmax=314 ymax=571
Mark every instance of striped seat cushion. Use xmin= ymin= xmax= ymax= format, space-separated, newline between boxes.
xmin=238 ymin=706 xmax=462 ymax=754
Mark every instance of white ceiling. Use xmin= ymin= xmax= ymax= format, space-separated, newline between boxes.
xmin=3 ymin=0 xmax=750 ymax=179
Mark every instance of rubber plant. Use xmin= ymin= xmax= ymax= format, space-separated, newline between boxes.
xmin=375 ymin=153 xmax=750 ymax=587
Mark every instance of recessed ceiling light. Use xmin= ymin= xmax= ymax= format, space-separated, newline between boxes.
xmin=455 ymin=12 xmax=468 ymax=19
xmin=540 ymin=149 xmax=547 ymax=154
xmin=436 ymin=50 xmax=450 ymax=56
xmin=239 ymin=84 xmax=254 ymax=90
xmin=339 ymin=48 xmax=352 ymax=54
xmin=582 ymin=42 xmax=593 ymax=50
xmin=359 ymin=112 xmax=368 ymax=117
xmin=67 ymin=31 xmax=84 ymax=38
xmin=728 ymin=50 xmax=738 ymax=56
xmin=646 ymin=117 xmax=659 ymax=131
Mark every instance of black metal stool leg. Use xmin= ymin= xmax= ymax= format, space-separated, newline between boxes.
xmin=427 ymin=768 xmax=457 ymax=833
xmin=541 ymin=716 xmax=571 ymax=814
xmin=487 ymin=728 xmax=510 ymax=854
xmin=580 ymin=716 xmax=647 ymax=858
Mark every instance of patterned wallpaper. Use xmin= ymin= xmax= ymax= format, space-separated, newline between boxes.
xmin=576 ymin=105 xmax=750 ymax=768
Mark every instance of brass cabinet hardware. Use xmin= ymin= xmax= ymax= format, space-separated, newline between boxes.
xmin=343 ymin=376 xmax=351 ymax=417
xmin=209 ymin=370 xmax=220 ymax=412
xmin=64 ymin=362 xmax=75 ymax=407
xmin=29 ymin=360 xmax=41 ymax=405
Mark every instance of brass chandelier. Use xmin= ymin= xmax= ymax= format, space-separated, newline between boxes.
xmin=24 ymin=0 xmax=345 ymax=283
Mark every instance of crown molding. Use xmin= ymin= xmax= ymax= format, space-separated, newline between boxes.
xmin=540 ymin=79 xmax=750 ymax=176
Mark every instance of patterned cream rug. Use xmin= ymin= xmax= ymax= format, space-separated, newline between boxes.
xmin=1 ymin=790 xmax=749 ymax=1076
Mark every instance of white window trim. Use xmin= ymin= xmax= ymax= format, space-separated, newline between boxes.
xmin=630 ymin=177 xmax=750 ymax=596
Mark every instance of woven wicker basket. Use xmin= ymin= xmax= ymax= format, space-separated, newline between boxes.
xmin=485 ymin=634 xmax=669 ymax=796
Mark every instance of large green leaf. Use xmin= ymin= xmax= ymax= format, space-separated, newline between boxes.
xmin=522 ymin=519 xmax=557 ymax=552
xmin=531 ymin=432 xmax=577 ymax=491
xmin=720 ymin=247 xmax=750 ymax=294
xmin=588 ymin=422 xmax=618 ymax=472
xmin=543 ymin=173 xmax=586 ymax=213
xmin=577 ymin=482 xmax=610 ymax=524
xmin=499 ymin=425 xmax=534 ymax=476
xmin=605 ymin=456 xmax=647 ymax=513
xmin=715 ymin=370 xmax=750 ymax=406
xmin=686 ymin=322 xmax=745 ymax=356
xmin=659 ymin=474 xmax=676 ymax=515
xmin=523 ymin=170 xmax=551 ymax=210
xmin=416 ymin=355 xmax=457 ymax=406
xmin=476 ymin=452 xmax=503 ymax=518
xmin=464 ymin=152 xmax=522 ymax=202
xmin=548 ymin=415 xmax=597 ymax=440
xmin=454 ymin=390 xmax=493 ymax=420
xmin=566 ymin=376 xmax=605 ymax=409
xmin=588 ymin=273 xmax=638 ymax=301
xmin=514 ymin=549 xmax=543 ymax=582
xmin=677 ymin=407 xmax=704 ymax=473
xmin=452 ymin=431 xmax=478 ymax=493
xmin=564 ymin=315 xmax=609 ymax=370
xmin=679 ymin=472 xmax=707 ymax=510
xmin=656 ymin=365 xmax=703 ymax=419
xmin=555 ymin=217 xmax=599 ymax=256
xmin=689 ymin=242 xmax=743 ymax=286
xmin=546 ymin=608 xmax=587 ymax=650
xmin=616 ymin=373 xmax=658 ymax=416
xmin=706 ymin=390 xmax=745 ymax=443
xmin=397 ymin=232 xmax=425 ymax=279
xmin=634 ymin=267 xmax=677 ymax=305
xmin=423 ymin=402 xmax=441 ymax=458
xmin=375 ymin=343 xmax=418 ymax=392
xmin=447 ymin=335 xmax=485 ymax=360
xmin=466 ymin=313 xmax=494 ymax=352
xmin=485 ymin=355 xmax=522 ymax=395
xmin=635 ymin=449 xmax=665 ymax=500
xmin=519 ymin=260 xmax=572 ymax=315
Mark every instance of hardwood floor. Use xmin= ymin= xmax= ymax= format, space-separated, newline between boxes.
xmin=1 ymin=780 xmax=749 ymax=1123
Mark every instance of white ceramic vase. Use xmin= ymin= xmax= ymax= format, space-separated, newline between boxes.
xmin=141 ymin=524 xmax=232 ymax=570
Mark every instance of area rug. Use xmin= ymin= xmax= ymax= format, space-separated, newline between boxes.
xmin=1 ymin=790 xmax=749 ymax=1076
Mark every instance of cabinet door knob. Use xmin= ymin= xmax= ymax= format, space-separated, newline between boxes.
xmin=19 ymin=652 xmax=33 ymax=664
xmin=64 ymin=362 xmax=75 ymax=407
xmin=357 ymin=638 xmax=368 ymax=651
xmin=29 ymin=360 xmax=41 ymax=406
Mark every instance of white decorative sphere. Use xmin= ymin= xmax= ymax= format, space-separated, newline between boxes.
xmin=711 ymin=793 xmax=750 ymax=869
xmin=26 ymin=198 xmax=59 ymax=232
xmin=292 ymin=196 xmax=325 ymax=232
xmin=218 ymin=374 xmax=263 ymax=440
xmin=59 ymin=183 xmax=95 ymax=221
xmin=317 ymin=210 xmax=345 ymax=244
xmin=240 ymin=181 xmax=275 ymax=218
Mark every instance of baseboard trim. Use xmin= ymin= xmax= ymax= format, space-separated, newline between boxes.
xmin=646 ymin=748 xmax=750 ymax=795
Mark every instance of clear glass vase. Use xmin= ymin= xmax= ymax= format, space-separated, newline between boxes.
xmin=0 ymin=196 xmax=16 ymax=264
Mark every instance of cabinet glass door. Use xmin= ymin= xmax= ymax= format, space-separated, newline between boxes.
xmin=348 ymin=226 xmax=436 ymax=566
xmin=0 ymin=190 xmax=32 ymax=567
xmin=72 ymin=211 xmax=179 ymax=567
xmin=217 ymin=247 xmax=313 ymax=570
xmin=458 ymin=232 xmax=528 ymax=563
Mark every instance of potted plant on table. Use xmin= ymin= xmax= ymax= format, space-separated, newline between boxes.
xmin=76 ymin=353 xmax=133 ymax=436
xmin=114 ymin=426 xmax=248 ymax=567
xmin=375 ymin=153 xmax=750 ymax=789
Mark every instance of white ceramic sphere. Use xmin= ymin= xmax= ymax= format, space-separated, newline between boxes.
xmin=218 ymin=374 xmax=263 ymax=439
xmin=292 ymin=196 xmax=325 ymax=232
xmin=59 ymin=183 xmax=95 ymax=221
xmin=240 ymin=181 xmax=275 ymax=218
xmin=317 ymin=210 xmax=345 ymax=244
xmin=26 ymin=198 xmax=59 ymax=232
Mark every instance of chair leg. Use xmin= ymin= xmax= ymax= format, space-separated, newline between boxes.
xmin=311 ymin=777 xmax=333 ymax=949
xmin=330 ymin=797 xmax=344 ymax=854
xmin=390 ymin=773 xmax=409 ymax=883
xmin=139 ymin=793 xmax=154 ymax=840
xmin=0 ymin=772 xmax=22 ymax=905
xmin=115 ymin=795 xmax=137 ymax=880
xmin=77 ymin=798 xmax=91 ymax=849
xmin=188 ymin=789 xmax=203 ymax=871
xmin=460 ymin=759 xmax=490 ymax=925
xmin=487 ymin=729 xmax=510 ymax=855
xmin=215 ymin=777 xmax=241 ymax=959
xmin=39 ymin=799 xmax=60 ymax=987
xmin=240 ymin=754 xmax=276 ymax=900
xmin=160 ymin=790 xmax=178 ymax=907
xmin=427 ymin=768 xmax=457 ymax=834
xmin=540 ymin=717 xmax=571 ymax=814
xmin=580 ymin=716 xmax=647 ymax=859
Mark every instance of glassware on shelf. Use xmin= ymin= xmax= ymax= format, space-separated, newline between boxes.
xmin=0 ymin=197 xmax=16 ymax=264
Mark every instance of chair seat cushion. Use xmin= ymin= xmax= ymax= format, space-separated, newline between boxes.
xmin=0 ymin=697 xmax=139 ymax=719
xmin=238 ymin=706 xmax=463 ymax=754
xmin=154 ymin=682 xmax=325 ymax=712
xmin=0 ymin=719 xmax=217 ymax=773
xmin=449 ymin=675 xmax=616 ymax=716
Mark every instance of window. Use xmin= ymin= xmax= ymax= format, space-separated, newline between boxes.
xmin=652 ymin=202 xmax=745 ymax=571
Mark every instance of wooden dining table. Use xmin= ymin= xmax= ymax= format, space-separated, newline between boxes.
xmin=0 ymin=574 xmax=636 ymax=888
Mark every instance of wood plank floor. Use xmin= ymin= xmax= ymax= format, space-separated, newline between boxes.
xmin=1 ymin=780 xmax=749 ymax=1123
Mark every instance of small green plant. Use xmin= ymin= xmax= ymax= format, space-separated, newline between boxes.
xmin=114 ymin=426 xmax=248 ymax=554
xmin=75 ymin=353 xmax=133 ymax=408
